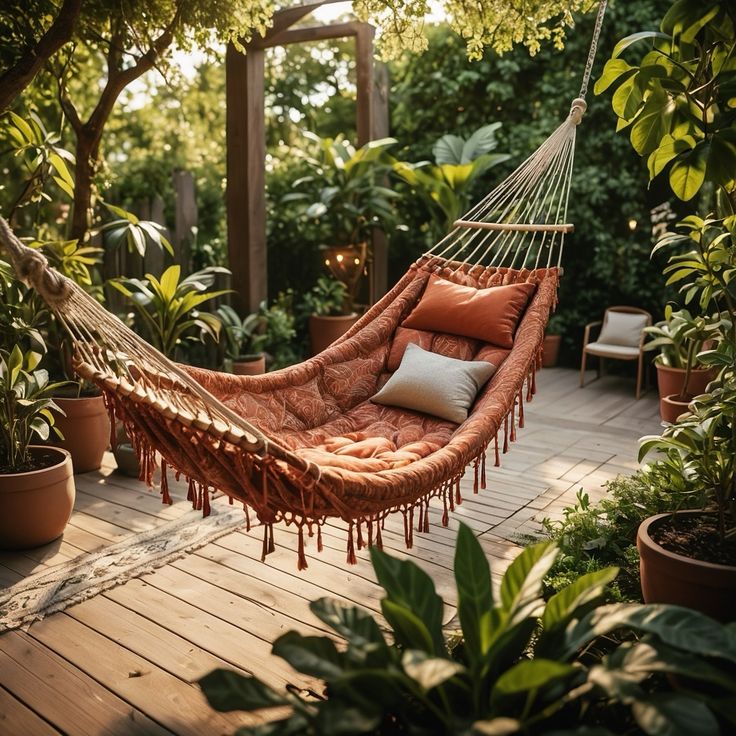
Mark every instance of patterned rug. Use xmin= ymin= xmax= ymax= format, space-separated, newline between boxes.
xmin=0 ymin=505 xmax=246 ymax=632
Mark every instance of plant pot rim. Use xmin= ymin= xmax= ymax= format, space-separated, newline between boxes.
xmin=310 ymin=312 xmax=359 ymax=320
xmin=0 ymin=446 xmax=71 ymax=482
xmin=53 ymin=392 xmax=105 ymax=402
xmin=638 ymin=511 xmax=736 ymax=575
xmin=654 ymin=362 xmax=711 ymax=373
xmin=234 ymin=353 xmax=265 ymax=362
xmin=662 ymin=393 xmax=691 ymax=406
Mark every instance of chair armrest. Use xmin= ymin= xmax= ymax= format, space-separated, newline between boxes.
xmin=582 ymin=320 xmax=603 ymax=347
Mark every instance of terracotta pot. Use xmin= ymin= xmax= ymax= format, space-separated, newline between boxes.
xmin=655 ymin=363 xmax=715 ymax=400
xmin=541 ymin=334 xmax=561 ymax=368
xmin=659 ymin=393 xmax=690 ymax=424
xmin=638 ymin=512 xmax=736 ymax=622
xmin=0 ymin=446 xmax=75 ymax=550
xmin=52 ymin=394 xmax=110 ymax=473
xmin=309 ymin=313 xmax=360 ymax=356
xmin=233 ymin=354 xmax=266 ymax=375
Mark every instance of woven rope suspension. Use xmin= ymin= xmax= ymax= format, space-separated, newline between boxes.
xmin=0 ymin=2 xmax=608 ymax=566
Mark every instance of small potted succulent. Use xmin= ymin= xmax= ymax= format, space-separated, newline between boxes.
xmin=0 ymin=345 xmax=74 ymax=549
xmin=637 ymin=381 xmax=736 ymax=621
xmin=303 ymin=276 xmax=357 ymax=355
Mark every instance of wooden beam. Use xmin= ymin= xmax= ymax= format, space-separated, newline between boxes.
xmin=255 ymin=21 xmax=360 ymax=49
xmin=226 ymin=42 xmax=267 ymax=314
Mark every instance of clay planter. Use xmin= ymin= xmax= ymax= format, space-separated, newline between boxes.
xmin=232 ymin=354 xmax=266 ymax=375
xmin=0 ymin=447 xmax=75 ymax=550
xmin=659 ymin=393 xmax=690 ymax=424
xmin=52 ymin=394 xmax=110 ymax=473
xmin=655 ymin=363 xmax=715 ymax=400
xmin=309 ymin=313 xmax=360 ymax=356
xmin=541 ymin=334 xmax=562 ymax=368
xmin=638 ymin=512 xmax=736 ymax=622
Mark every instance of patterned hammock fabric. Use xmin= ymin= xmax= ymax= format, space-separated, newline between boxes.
xmin=79 ymin=259 xmax=559 ymax=568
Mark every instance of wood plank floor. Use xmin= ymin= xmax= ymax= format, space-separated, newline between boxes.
xmin=0 ymin=367 xmax=661 ymax=735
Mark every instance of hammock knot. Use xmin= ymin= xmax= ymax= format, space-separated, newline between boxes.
xmin=569 ymin=98 xmax=587 ymax=126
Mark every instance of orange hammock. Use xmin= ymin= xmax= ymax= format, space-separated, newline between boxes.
xmin=0 ymin=2 xmax=607 ymax=567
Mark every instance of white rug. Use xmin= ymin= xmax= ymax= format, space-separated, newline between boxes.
xmin=0 ymin=505 xmax=246 ymax=632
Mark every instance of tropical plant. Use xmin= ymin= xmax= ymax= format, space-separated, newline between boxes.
xmin=393 ymin=123 xmax=510 ymax=240
xmin=111 ymin=265 xmax=229 ymax=359
xmin=99 ymin=201 xmax=173 ymax=257
xmin=0 ymin=258 xmax=47 ymax=359
xmin=654 ymin=215 xmax=736 ymax=381
xmin=200 ymin=526 xmax=736 ymax=735
xmin=595 ymin=0 xmax=736 ymax=206
xmin=640 ymin=382 xmax=736 ymax=544
xmin=0 ymin=345 xmax=67 ymax=471
xmin=301 ymin=276 xmax=349 ymax=317
xmin=643 ymin=307 xmax=723 ymax=399
xmin=283 ymin=133 xmax=400 ymax=247
xmin=217 ymin=304 xmax=269 ymax=363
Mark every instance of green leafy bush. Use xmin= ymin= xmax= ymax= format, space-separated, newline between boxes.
xmin=542 ymin=469 xmax=702 ymax=603
xmin=200 ymin=525 xmax=736 ymax=736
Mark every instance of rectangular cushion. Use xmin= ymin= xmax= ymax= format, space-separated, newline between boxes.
xmin=402 ymin=275 xmax=536 ymax=349
xmin=372 ymin=342 xmax=496 ymax=423
xmin=597 ymin=311 xmax=649 ymax=347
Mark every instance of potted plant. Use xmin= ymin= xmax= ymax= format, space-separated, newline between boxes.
xmin=542 ymin=314 xmax=564 ymax=368
xmin=643 ymin=307 xmax=718 ymax=422
xmin=303 ymin=276 xmax=357 ymax=355
xmin=217 ymin=304 xmax=268 ymax=375
xmin=111 ymin=264 xmax=229 ymax=475
xmin=284 ymin=133 xmax=399 ymax=307
xmin=0 ymin=345 xmax=75 ymax=549
xmin=638 ymin=382 xmax=736 ymax=621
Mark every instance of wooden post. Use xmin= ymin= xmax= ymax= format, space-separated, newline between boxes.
xmin=226 ymin=42 xmax=266 ymax=314
xmin=173 ymin=169 xmax=197 ymax=271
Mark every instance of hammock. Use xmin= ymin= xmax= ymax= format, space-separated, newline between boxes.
xmin=0 ymin=3 xmax=607 ymax=568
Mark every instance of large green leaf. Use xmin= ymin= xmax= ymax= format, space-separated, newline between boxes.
xmin=401 ymin=650 xmax=464 ymax=691
xmin=272 ymin=631 xmax=345 ymax=680
xmin=668 ymin=144 xmax=707 ymax=201
xmin=433 ymin=133 xmax=465 ymax=165
xmin=309 ymin=599 xmax=387 ymax=651
xmin=492 ymin=658 xmax=576 ymax=698
xmin=454 ymin=522 xmax=493 ymax=664
xmin=381 ymin=599 xmax=435 ymax=653
xmin=313 ymin=700 xmax=381 ymax=735
xmin=612 ymin=31 xmax=671 ymax=59
xmin=198 ymin=669 xmax=287 ymax=711
xmin=630 ymin=87 xmax=674 ymax=155
xmin=564 ymin=604 xmax=736 ymax=662
xmin=499 ymin=541 xmax=557 ymax=623
xmin=370 ymin=547 xmax=445 ymax=654
xmin=632 ymin=693 xmax=719 ymax=736
xmin=594 ymin=58 xmax=635 ymax=95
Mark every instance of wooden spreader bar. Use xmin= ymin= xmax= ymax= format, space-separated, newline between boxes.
xmin=453 ymin=220 xmax=575 ymax=234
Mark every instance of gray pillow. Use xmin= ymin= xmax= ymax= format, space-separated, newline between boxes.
xmin=598 ymin=311 xmax=649 ymax=347
xmin=372 ymin=343 xmax=496 ymax=423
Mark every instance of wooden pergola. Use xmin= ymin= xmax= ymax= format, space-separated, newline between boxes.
xmin=226 ymin=1 xmax=389 ymax=313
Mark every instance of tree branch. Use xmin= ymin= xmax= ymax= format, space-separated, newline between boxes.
xmin=0 ymin=0 xmax=82 ymax=112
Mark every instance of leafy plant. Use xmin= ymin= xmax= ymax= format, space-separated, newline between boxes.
xmin=542 ymin=469 xmax=702 ymax=603
xmin=100 ymin=201 xmax=173 ymax=257
xmin=640 ymin=381 xmax=736 ymax=543
xmin=217 ymin=305 xmax=269 ymax=362
xmin=283 ymin=133 xmax=401 ymax=247
xmin=111 ymin=265 xmax=229 ymax=359
xmin=643 ymin=307 xmax=722 ymax=399
xmin=302 ymin=276 xmax=349 ymax=317
xmin=595 ymin=0 xmax=736 ymax=205
xmin=393 ymin=123 xmax=510 ymax=239
xmin=200 ymin=526 xmax=736 ymax=735
xmin=0 ymin=345 xmax=67 ymax=472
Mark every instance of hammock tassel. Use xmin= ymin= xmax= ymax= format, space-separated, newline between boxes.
xmin=455 ymin=476 xmax=462 ymax=505
xmin=356 ymin=520 xmax=365 ymax=550
xmin=503 ymin=416 xmax=509 ymax=454
xmin=202 ymin=485 xmax=211 ymax=517
xmin=375 ymin=520 xmax=383 ymax=550
xmin=482 ymin=447 xmax=488 ymax=489
xmin=441 ymin=488 xmax=449 ymax=527
xmin=423 ymin=499 xmax=430 ymax=533
xmin=347 ymin=522 xmax=357 ymax=565
xmin=160 ymin=459 xmax=172 ymax=505
xmin=261 ymin=523 xmax=275 ymax=561
xmin=297 ymin=526 xmax=308 ymax=571
xmin=518 ymin=389 xmax=525 ymax=428
xmin=494 ymin=433 xmax=500 ymax=468
xmin=187 ymin=478 xmax=197 ymax=506
xmin=510 ymin=401 xmax=517 ymax=443
xmin=317 ymin=523 xmax=324 ymax=552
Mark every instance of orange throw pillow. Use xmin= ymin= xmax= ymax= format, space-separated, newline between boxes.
xmin=402 ymin=275 xmax=536 ymax=349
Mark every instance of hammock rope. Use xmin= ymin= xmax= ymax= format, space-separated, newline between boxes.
xmin=0 ymin=2 xmax=608 ymax=567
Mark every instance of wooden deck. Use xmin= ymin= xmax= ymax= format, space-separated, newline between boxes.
xmin=0 ymin=367 xmax=661 ymax=735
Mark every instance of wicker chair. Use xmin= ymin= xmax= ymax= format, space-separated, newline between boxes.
xmin=580 ymin=306 xmax=652 ymax=399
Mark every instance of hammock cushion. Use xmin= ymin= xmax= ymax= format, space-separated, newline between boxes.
xmin=402 ymin=275 xmax=537 ymax=348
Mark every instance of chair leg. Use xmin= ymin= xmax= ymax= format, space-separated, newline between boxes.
xmin=636 ymin=354 xmax=643 ymax=400
xmin=580 ymin=350 xmax=587 ymax=388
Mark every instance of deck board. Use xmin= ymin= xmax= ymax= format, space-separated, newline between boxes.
xmin=0 ymin=368 xmax=661 ymax=734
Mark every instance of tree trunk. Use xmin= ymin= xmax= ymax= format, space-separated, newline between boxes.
xmin=70 ymin=130 xmax=99 ymax=242
xmin=0 ymin=0 xmax=82 ymax=112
